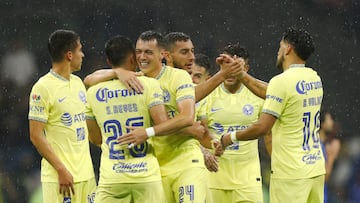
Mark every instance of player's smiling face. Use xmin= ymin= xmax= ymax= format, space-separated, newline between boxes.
xmin=169 ymin=40 xmax=195 ymax=74
xmin=135 ymin=39 xmax=163 ymax=77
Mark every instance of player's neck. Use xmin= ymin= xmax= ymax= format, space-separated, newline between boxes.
xmin=283 ymin=56 xmax=305 ymax=71
xmin=52 ymin=62 xmax=71 ymax=80
xmin=224 ymin=82 xmax=241 ymax=94
xmin=146 ymin=64 xmax=163 ymax=78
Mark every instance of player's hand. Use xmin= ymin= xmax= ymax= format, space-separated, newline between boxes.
xmin=117 ymin=126 xmax=148 ymax=148
xmin=187 ymin=121 xmax=206 ymax=140
xmin=203 ymin=149 xmax=219 ymax=172
xmin=216 ymin=54 xmax=245 ymax=79
xmin=220 ymin=133 xmax=233 ymax=149
xmin=113 ymin=68 xmax=144 ymax=93
xmin=57 ymin=167 xmax=75 ymax=197
xmin=212 ymin=139 xmax=224 ymax=156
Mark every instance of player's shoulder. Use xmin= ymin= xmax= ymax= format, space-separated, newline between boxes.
xmin=86 ymin=79 xmax=114 ymax=93
xmin=32 ymin=72 xmax=54 ymax=90
xmin=165 ymin=66 xmax=190 ymax=77
xmin=138 ymin=75 xmax=159 ymax=84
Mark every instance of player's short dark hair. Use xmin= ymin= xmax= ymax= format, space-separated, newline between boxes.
xmin=105 ymin=35 xmax=134 ymax=66
xmin=194 ymin=53 xmax=214 ymax=76
xmin=282 ymin=27 xmax=315 ymax=61
xmin=48 ymin=29 xmax=79 ymax=63
xmin=165 ymin=32 xmax=191 ymax=51
xmin=222 ymin=43 xmax=250 ymax=62
xmin=138 ymin=30 xmax=167 ymax=49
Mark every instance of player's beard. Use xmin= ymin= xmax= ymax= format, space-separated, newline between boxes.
xmin=276 ymin=55 xmax=284 ymax=71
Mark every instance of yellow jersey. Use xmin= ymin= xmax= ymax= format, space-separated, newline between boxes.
xmin=263 ymin=65 xmax=325 ymax=179
xmin=86 ymin=76 xmax=164 ymax=185
xmin=28 ymin=70 xmax=94 ymax=183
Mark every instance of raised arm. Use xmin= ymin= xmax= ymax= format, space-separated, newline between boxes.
xmin=83 ymin=69 xmax=116 ymax=87
xmin=29 ymin=120 xmax=75 ymax=196
xmin=239 ymin=72 xmax=268 ymax=99
xmin=195 ymin=56 xmax=243 ymax=102
xmin=84 ymin=68 xmax=144 ymax=93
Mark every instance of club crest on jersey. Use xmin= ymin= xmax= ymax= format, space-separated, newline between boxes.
xmin=78 ymin=91 xmax=87 ymax=103
xmin=243 ymin=104 xmax=254 ymax=116
xmin=163 ymin=89 xmax=170 ymax=102
xmin=31 ymin=94 xmax=41 ymax=102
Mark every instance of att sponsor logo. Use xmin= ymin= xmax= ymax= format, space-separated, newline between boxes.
xmin=96 ymin=88 xmax=140 ymax=103
xmin=296 ymin=80 xmax=322 ymax=95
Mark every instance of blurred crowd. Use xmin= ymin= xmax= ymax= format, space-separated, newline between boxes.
xmin=0 ymin=0 xmax=359 ymax=202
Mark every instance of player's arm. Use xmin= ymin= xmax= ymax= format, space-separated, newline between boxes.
xmin=29 ymin=120 xmax=75 ymax=196
xmin=118 ymin=99 xmax=196 ymax=146
xmin=199 ymin=118 xmax=223 ymax=172
xmin=83 ymin=68 xmax=143 ymax=92
xmin=86 ymin=119 xmax=102 ymax=147
xmin=238 ymin=72 xmax=268 ymax=99
xmin=325 ymin=138 xmax=341 ymax=182
xmin=263 ymin=130 xmax=272 ymax=156
xmin=195 ymin=55 xmax=243 ymax=102
xmin=221 ymin=112 xmax=276 ymax=147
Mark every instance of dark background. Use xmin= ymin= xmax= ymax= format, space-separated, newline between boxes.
xmin=0 ymin=0 xmax=359 ymax=202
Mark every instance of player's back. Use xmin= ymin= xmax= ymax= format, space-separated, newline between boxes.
xmin=86 ymin=76 xmax=164 ymax=184
xmin=264 ymin=66 xmax=325 ymax=179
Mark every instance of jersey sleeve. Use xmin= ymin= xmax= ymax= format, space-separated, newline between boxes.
xmin=173 ymin=70 xmax=195 ymax=103
xmin=146 ymin=78 xmax=164 ymax=109
xmin=262 ymin=76 xmax=286 ymax=118
xmin=28 ymin=82 xmax=50 ymax=123
xmin=85 ymin=87 xmax=95 ymax=120
xmin=196 ymin=98 xmax=208 ymax=121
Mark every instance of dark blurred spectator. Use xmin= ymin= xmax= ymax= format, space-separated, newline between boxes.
xmin=1 ymin=39 xmax=36 ymax=88
xmin=320 ymin=110 xmax=341 ymax=203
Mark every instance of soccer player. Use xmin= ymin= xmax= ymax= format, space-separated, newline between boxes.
xmin=86 ymin=35 xmax=182 ymax=203
xmin=221 ymin=27 xmax=325 ymax=203
xmin=132 ymin=30 xmax=206 ymax=203
xmin=83 ymin=32 xmax=243 ymax=104
xmin=28 ymin=29 xmax=96 ymax=203
xmin=199 ymin=43 xmax=267 ymax=203
xmin=191 ymin=53 xmax=214 ymax=85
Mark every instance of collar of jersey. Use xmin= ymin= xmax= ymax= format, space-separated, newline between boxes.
xmin=220 ymin=83 xmax=244 ymax=94
xmin=50 ymin=69 xmax=69 ymax=81
xmin=155 ymin=64 xmax=167 ymax=80
xmin=289 ymin=64 xmax=305 ymax=68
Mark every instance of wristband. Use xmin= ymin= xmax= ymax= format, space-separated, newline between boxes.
xmin=230 ymin=131 xmax=237 ymax=143
xmin=145 ymin=127 xmax=155 ymax=138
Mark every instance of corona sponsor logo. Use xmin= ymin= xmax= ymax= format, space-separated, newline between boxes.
xmin=296 ymin=80 xmax=322 ymax=95
xmin=96 ymin=88 xmax=139 ymax=103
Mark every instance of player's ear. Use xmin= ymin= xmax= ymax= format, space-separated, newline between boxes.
xmin=106 ymin=58 xmax=112 ymax=66
xmin=244 ymin=64 xmax=250 ymax=72
xmin=285 ymin=43 xmax=292 ymax=55
xmin=65 ymin=50 xmax=73 ymax=61
xmin=162 ymin=50 xmax=171 ymax=62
